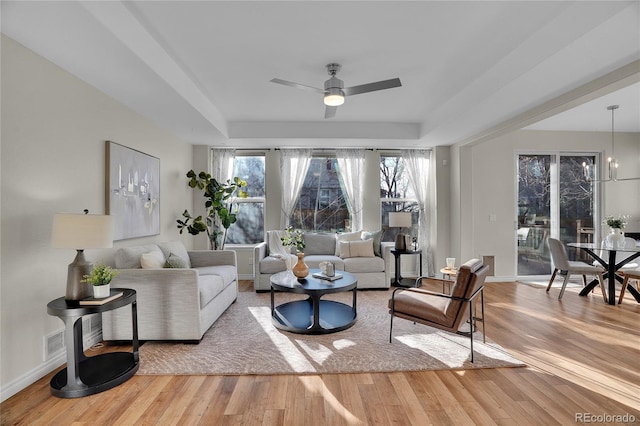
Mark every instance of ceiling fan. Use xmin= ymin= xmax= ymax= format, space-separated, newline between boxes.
xmin=270 ymin=63 xmax=402 ymax=119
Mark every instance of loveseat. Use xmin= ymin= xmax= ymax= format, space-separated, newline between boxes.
xmin=253 ymin=230 xmax=393 ymax=291
xmin=102 ymin=240 xmax=238 ymax=342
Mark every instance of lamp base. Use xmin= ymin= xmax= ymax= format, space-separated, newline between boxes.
xmin=395 ymin=233 xmax=407 ymax=251
xmin=66 ymin=250 xmax=92 ymax=303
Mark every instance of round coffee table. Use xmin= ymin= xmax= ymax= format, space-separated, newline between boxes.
xmin=270 ymin=268 xmax=357 ymax=334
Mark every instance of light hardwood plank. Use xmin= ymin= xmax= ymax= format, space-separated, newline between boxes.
xmin=1 ymin=281 xmax=639 ymax=425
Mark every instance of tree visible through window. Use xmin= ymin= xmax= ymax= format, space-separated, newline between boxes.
xmin=380 ymin=155 xmax=418 ymax=242
xmin=517 ymin=153 xmax=596 ymax=275
xmin=290 ymin=157 xmax=350 ymax=232
xmin=225 ymin=155 xmax=265 ymax=244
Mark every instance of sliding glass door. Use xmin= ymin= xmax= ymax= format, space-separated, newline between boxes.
xmin=517 ymin=153 xmax=597 ymax=276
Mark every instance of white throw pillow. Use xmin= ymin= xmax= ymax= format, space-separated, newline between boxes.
xmin=335 ymin=230 xmax=362 ymax=256
xmin=140 ymin=250 xmax=166 ymax=269
xmin=340 ymin=239 xmax=375 ymax=258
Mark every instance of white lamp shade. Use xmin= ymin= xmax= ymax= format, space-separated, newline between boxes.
xmin=52 ymin=213 xmax=114 ymax=249
xmin=389 ymin=212 xmax=412 ymax=228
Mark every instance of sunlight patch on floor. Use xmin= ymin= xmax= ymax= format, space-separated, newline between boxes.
xmin=249 ymin=306 xmax=316 ymax=372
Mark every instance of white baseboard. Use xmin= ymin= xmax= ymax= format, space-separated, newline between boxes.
xmin=1 ymin=330 xmax=103 ymax=402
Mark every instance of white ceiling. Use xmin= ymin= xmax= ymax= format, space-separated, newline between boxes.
xmin=2 ymin=1 xmax=639 ymax=148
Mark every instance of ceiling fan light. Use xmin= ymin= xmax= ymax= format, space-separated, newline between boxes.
xmin=324 ymin=88 xmax=345 ymax=106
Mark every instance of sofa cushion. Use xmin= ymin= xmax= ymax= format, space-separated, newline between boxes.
xmin=158 ymin=241 xmax=191 ymax=268
xmin=335 ymin=231 xmax=362 ymax=256
xmin=303 ymin=255 xmax=345 ymax=270
xmin=303 ymin=233 xmax=336 ymax=256
xmin=140 ymin=249 xmax=166 ymax=269
xmin=362 ymin=229 xmax=383 ymax=257
xmin=165 ymin=253 xmax=189 ymax=269
xmin=114 ymin=244 xmax=161 ymax=269
xmin=195 ymin=265 xmax=237 ymax=286
xmin=199 ymin=274 xmax=224 ymax=309
xmin=344 ymin=256 xmax=385 ymax=273
xmin=260 ymin=256 xmax=288 ymax=274
xmin=340 ymin=239 xmax=375 ymax=258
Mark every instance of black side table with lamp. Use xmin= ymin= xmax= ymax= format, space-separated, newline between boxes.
xmin=46 ymin=289 xmax=139 ymax=398
xmin=48 ymin=210 xmax=138 ymax=398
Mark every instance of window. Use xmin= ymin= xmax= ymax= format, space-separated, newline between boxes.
xmin=380 ymin=154 xmax=418 ymax=242
xmin=290 ymin=157 xmax=350 ymax=232
xmin=225 ymin=154 xmax=265 ymax=244
xmin=516 ymin=153 xmax=596 ymax=275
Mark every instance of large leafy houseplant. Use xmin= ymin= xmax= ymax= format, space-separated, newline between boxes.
xmin=177 ymin=170 xmax=248 ymax=249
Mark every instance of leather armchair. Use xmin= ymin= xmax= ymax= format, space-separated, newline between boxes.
xmin=388 ymin=258 xmax=489 ymax=362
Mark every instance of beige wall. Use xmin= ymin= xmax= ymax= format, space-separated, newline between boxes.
xmin=0 ymin=35 xmax=194 ymax=398
xmin=454 ymin=129 xmax=640 ymax=278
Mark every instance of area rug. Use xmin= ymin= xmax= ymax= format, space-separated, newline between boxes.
xmin=137 ymin=289 xmax=524 ymax=375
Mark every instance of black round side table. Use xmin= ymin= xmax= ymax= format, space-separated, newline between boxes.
xmin=390 ymin=249 xmax=423 ymax=287
xmin=46 ymin=288 xmax=139 ymax=398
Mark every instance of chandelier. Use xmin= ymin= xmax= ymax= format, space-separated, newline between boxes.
xmin=583 ymin=105 xmax=640 ymax=182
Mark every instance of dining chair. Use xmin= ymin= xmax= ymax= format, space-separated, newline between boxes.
xmin=546 ymin=238 xmax=607 ymax=301
xmin=388 ymin=258 xmax=489 ymax=362
xmin=618 ymin=269 xmax=640 ymax=304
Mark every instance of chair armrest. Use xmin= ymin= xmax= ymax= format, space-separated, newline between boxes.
xmin=188 ymin=250 xmax=237 ymax=267
xmin=392 ymin=286 xmax=452 ymax=300
xmin=254 ymin=241 xmax=267 ymax=261
xmin=112 ymin=269 xmax=200 ymax=301
xmin=391 ymin=285 xmax=483 ymax=303
xmin=416 ymin=276 xmax=455 ymax=287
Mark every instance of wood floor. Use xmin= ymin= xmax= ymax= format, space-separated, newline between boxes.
xmin=2 ymin=280 xmax=639 ymax=425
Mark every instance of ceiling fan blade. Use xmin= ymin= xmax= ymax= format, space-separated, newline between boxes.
xmin=270 ymin=78 xmax=324 ymax=94
xmin=325 ymin=105 xmax=337 ymax=119
xmin=343 ymin=78 xmax=402 ymax=96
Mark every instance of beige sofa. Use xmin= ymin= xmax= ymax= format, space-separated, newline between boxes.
xmin=253 ymin=230 xmax=393 ymax=291
xmin=102 ymin=241 xmax=237 ymax=342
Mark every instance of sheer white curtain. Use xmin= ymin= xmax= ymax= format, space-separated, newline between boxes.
xmin=404 ymin=149 xmax=434 ymax=276
xmin=336 ymin=149 xmax=365 ymax=232
xmin=209 ymin=149 xmax=236 ymax=245
xmin=280 ymin=149 xmax=312 ymax=228
xmin=210 ymin=149 xmax=235 ymax=183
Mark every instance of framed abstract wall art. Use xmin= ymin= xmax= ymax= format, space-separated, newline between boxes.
xmin=105 ymin=141 xmax=160 ymax=240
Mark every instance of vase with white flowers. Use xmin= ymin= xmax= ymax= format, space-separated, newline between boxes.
xmin=603 ymin=215 xmax=629 ymax=249
xmin=281 ymin=226 xmax=308 ymax=279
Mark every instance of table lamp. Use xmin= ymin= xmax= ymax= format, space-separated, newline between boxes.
xmin=389 ymin=211 xmax=412 ymax=251
xmin=52 ymin=210 xmax=114 ymax=303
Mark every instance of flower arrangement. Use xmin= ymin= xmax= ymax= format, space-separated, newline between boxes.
xmin=281 ymin=226 xmax=305 ymax=252
xmin=603 ymin=215 xmax=630 ymax=230
xmin=81 ymin=264 xmax=119 ymax=286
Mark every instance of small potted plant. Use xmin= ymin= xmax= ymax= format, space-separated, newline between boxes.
xmin=82 ymin=264 xmax=119 ymax=298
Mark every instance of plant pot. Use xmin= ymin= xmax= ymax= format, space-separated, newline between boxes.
xmin=292 ymin=253 xmax=309 ymax=279
xmin=93 ymin=283 xmax=111 ymax=298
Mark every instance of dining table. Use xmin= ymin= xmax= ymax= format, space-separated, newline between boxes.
xmin=567 ymin=242 xmax=640 ymax=305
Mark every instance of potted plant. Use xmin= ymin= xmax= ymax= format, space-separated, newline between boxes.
xmin=177 ymin=170 xmax=248 ymax=249
xmin=603 ymin=214 xmax=630 ymax=249
xmin=82 ymin=264 xmax=119 ymax=298
xmin=281 ymin=226 xmax=308 ymax=278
